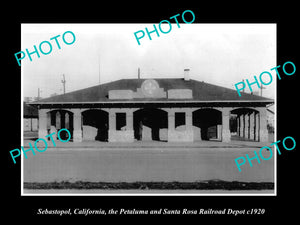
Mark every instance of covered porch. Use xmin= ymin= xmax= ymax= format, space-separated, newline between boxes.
xmin=35 ymin=102 xmax=270 ymax=143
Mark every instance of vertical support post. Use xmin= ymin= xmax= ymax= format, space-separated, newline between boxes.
xmin=167 ymin=109 xmax=175 ymax=142
xmin=38 ymin=109 xmax=48 ymax=139
xmin=185 ymin=110 xmax=193 ymax=129
xmin=49 ymin=111 xmax=57 ymax=140
xmin=240 ymin=114 xmax=245 ymax=138
xmin=168 ymin=110 xmax=175 ymax=131
xmin=108 ymin=110 xmax=116 ymax=131
xmin=258 ymin=108 xmax=268 ymax=142
xmin=73 ymin=109 xmax=82 ymax=142
xmin=237 ymin=115 xmax=240 ymax=136
xmin=221 ymin=108 xmax=231 ymax=142
xmin=185 ymin=109 xmax=194 ymax=142
xmin=108 ymin=109 xmax=116 ymax=142
xmin=46 ymin=112 xmax=51 ymax=130
xmin=244 ymin=113 xmax=249 ymax=139
xmin=126 ymin=109 xmax=135 ymax=142
xmin=255 ymin=112 xmax=260 ymax=141
xmin=65 ymin=112 xmax=70 ymax=130
xmin=55 ymin=111 xmax=61 ymax=130
xmin=126 ymin=110 xmax=133 ymax=131
xmin=249 ymin=112 xmax=255 ymax=140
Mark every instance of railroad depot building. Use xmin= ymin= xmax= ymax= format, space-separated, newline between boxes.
xmin=30 ymin=71 xmax=274 ymax=143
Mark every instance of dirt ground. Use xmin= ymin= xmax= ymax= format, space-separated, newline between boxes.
xmin=21 ymin=133 xmax=275 ymax=194
xmin=23 ymin=145 xmax=274 ymax=182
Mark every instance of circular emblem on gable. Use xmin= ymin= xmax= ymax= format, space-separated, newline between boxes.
xmin=141 ymin=79 xmax=159 ymax=97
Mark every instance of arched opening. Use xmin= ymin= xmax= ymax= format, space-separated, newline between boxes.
xmin=230 ymin=108 xmax=259 ymax=141
xmin=48 ymin=109 xmax=73 ymax=141
xmin=82 ymin=109 xmax=108 ymax=141
xmin=193 ymin=108 xmax=222 ymax=141
xmin=133 ymin=108 xmax=168 ymax=141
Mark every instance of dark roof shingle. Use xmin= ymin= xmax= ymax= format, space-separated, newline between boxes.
xmin=34 ymin=78 xmax=273 ymax=103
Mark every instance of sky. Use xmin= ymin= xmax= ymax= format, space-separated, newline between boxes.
xmin=21 ymin=23 xmax=276 ymax=99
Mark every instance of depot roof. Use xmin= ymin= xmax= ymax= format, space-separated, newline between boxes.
xmin=23 ymin=102 xmax=38 ymax=118
xmin=31 ymin=78 xmax=273 ymax=104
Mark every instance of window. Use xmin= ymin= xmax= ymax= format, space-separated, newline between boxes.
xmin=175 ymin=112 xmax=185 ymax=128
xmin=116 ymin=113 xmax=126 ymax=130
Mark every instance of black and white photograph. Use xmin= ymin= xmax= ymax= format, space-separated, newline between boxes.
xmin=21 ymin=23 xmax=276 ymax=195
xmin=4 ymin=4 xmax=298 ymax=220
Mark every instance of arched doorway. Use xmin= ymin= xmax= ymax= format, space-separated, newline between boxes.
xmin=82 ymin=109 xmax=108 ymax=141
xmin=48 ymin=109 xmax=73 ymax=141
xmin=231 ymin=108 xmax=259 ymax=141
xmin=193 ymin=108 xmax=222 ymax=141
xmin=133 ymin=108 xmax=168 ymax=141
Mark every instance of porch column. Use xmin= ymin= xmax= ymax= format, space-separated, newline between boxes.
xmin=185 ymin=109 xmax=194 ymax=142
xmin=167 ymin=109 xmax=175 ymax=142
xmin=240 ymin=114 xmax=245 ymax=138
xmin=126 ymin=109 xmax=134 ymax=131
xmin=237 ymin=115 xmax=240 ymax=136
xmin=55 ymin=111 xmax=61 ymax=129
xmin=38 ymin=109 xmax=48 ymax=139
xmin=125 ymin=109 xmax=134 ymax=142
xmin=46 ymin=112 xmax=51 ymax=130
xmin=107 ymin=109 xmax=134 ymax=142
xmin=249 ymin=112 xmax=255 ymax=140
xmin=65 ymin=113 xmax=70 ymax=130
xmin=108 ymin=109 xmax=116 ymax=142
xmin=73 ymin=109 xmax=82 ymax=142
xmin=221 ymin=108 xmax=231 ymax=142
xmin=244 ymin=113 xmax=249 ymax=139
xmin=108 ymin=110 xmax=116 ymax=131
xmin=258 ymin=108 xmax=268 ymax=142
xmin=255 ymin=112 xmax=260 ymax=141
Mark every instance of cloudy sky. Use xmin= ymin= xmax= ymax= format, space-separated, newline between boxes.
xmin=21 ymin=23 xmax=276 ymax=99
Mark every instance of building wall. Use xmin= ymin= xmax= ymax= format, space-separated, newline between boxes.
xmin=37 ymin=106 xmax=269 ymax=143
xmin=24 ymin=118 xmax=38 ymax=131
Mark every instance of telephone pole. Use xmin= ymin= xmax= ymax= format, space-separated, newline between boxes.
xmin=37 ymin=88 xmax=41 ymax=100
xmin=242 ymin=79 xmax=245 ymax=93
xmin=260 ymin=84 xmax=266 ymax=97
xmin=98 ymin=56 xmax=101 ymax=84
xmin=61 ymin=74 xmax=66 ymax=94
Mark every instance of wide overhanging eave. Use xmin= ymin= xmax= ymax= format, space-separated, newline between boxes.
xmin=28 ymin=99 xmax=274 ymax=108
